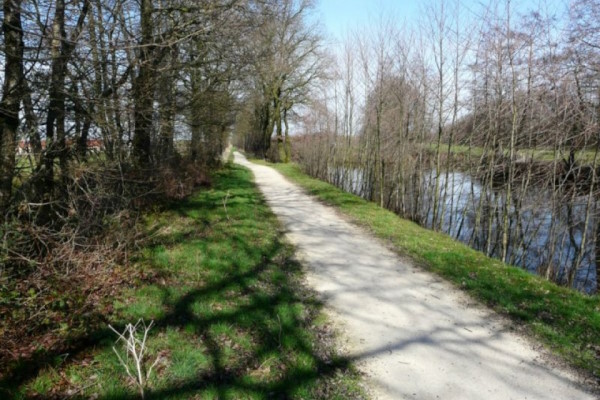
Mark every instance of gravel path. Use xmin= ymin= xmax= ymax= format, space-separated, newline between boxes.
xmin=235 ymin=152 xmax=595 ymax=400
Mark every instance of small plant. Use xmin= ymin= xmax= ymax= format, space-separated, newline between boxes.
xmin=109 ymin=319 xmax=160 ymax=399
xmin=222 ymin=190 xmax=231 ymax=221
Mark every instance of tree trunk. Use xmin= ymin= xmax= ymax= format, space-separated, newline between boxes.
xmin=37 ymin=0 xmax=67 ymax=205
xmin=274 ymin=87 xmax=285 ymax=162
xmin=132 ymin=0 xmax=155 ymax=166
xmin=595 ymin=208 xmax=600 ymax=294
xmin=284 ymin=107 xmax=291 ymax=163
xmin=260 ymin=88 xmax=272 ymax=157
xmin=0 ymin=0 xmax=24 ymax=211
xmin=158 ymin=65 xmax=176 ymax=163
xmin=35 ymin=0 xmax=89 ymax=208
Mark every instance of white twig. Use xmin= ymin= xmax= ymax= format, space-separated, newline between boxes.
xmin=109 ymin=319 xmax=159 ymax=399
xmin=222 ymin=190 xmax=231 ymax=221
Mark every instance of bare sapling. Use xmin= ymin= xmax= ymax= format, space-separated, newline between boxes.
xmin=109 ymin=319 xmax=161 ymax=399
xmin=223 ymin=190 xmax=231 ymax=221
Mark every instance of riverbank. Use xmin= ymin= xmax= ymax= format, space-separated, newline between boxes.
xmin=258 ymin=160 xmax=600 ymax=386
xmin=1 ymin=164 xmax=365 ymax=399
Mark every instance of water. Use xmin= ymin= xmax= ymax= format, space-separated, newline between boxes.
xmin=328 ymin=167 xmax=597 ymax=293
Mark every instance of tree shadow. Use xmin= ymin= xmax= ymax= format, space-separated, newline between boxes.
xmin=0 ymin=165 xmax=360 ymax=399
xmin=94 ymin=251 xmax=353 ymax=400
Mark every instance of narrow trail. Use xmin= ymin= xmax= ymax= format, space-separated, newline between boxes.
xmin=234 ymin=152 xmax=594 ymax=400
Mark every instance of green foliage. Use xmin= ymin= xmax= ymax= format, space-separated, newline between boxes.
xmin=267 ymin=161 xmax=600 ymax=381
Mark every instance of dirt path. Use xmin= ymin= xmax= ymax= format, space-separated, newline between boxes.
xmin=235 ymin=152 xmax=594 ymax=400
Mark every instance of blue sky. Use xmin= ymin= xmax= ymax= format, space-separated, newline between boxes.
xmin=316 ymin=0 xmax=420 ymax=38
xmin=315 ymin=0 xmax=569 ymax=40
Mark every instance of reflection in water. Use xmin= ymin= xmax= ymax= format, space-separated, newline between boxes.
xmin=328 ymin=167 xmax=597 ymax=293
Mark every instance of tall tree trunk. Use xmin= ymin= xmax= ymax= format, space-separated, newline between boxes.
xmin=260 ymin=85 xmax=272 ymax=157
xmin=283 ymin=107 xmax=291 ymax=163
xmin=38 ymin=0 xmax=67 ymax=205
xmin=503 ymin=2 xmax=517 ymax=264
xmin=274 ymin=86 xmax=284 ymax=162
xmin=36 ymin=0 xmax=89 ymax=207
xmin=595 ymin=208 xmax=600 ymax=293
xmin=376 ymin=99 xmax=384 ymax=208
xmin=158 ymin=60 xmax=176 ymax=163
xmin=22 ymin=80 xmax=41 ymax=159
xmin=0 ymin=0 xmax=24 ymax=211
xmin=132 ymin=0 xmax=154 ymax=166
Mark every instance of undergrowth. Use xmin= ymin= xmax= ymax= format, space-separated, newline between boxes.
xmin=1 ymin=164 xmax=364 ymax=399
xmin=0 ymin=159 xmax=210 ymax=383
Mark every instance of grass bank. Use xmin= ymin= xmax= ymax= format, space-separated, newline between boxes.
xmin=260 ymin=160 xmax=600 ymax=384
xmin=3 ymin=164 xmax=364 ymax=399
xmin=422 ymin=143 xmax=597 ymax=163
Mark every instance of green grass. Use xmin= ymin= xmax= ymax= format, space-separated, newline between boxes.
xmin=5 ymin=164 xmax=364 ymax=399
xmin=261 ymin=160 xmax=600 ymax=381
xmin=423 ymin=143 xmax=598 ymax=164
xmin=423 ymin=143 xmax=484 ymax=157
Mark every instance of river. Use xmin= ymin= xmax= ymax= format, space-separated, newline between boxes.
xmin=328 ymin=167 xmax=597 ymax=293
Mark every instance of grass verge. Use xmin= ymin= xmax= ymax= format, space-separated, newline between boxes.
xmin=3 ymin=164 xmax=364 ymax=399
xmin=422 ymin=143 xmax=597 ymax=163
xmin=260 ymin=160 xmax=600 ymax=384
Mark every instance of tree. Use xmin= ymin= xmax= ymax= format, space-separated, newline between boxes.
xmin=0 ymin=0 xmax=24 ymax=211
xmin=241 ymin=0 xmax=324 ymax=162
xmin=290 ymin=0 xmax=599 ymax=292
xmin=131 ymin=0 xmax=155 ymax=166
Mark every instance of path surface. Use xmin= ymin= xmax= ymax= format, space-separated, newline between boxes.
xmin=234 ymin=152 xmax=595 ymax=400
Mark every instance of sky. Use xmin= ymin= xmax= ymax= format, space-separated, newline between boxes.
xmin=316 ymin=0 xmax=420 ymax=39
xmin=315 ymin=0 xmax=569 ymax=41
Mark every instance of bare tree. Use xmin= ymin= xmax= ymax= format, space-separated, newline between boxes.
xmin=290 ymin=0 xmax=599 ymax=293
xmin=240 ymin=0 xmax=324 ymax=162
